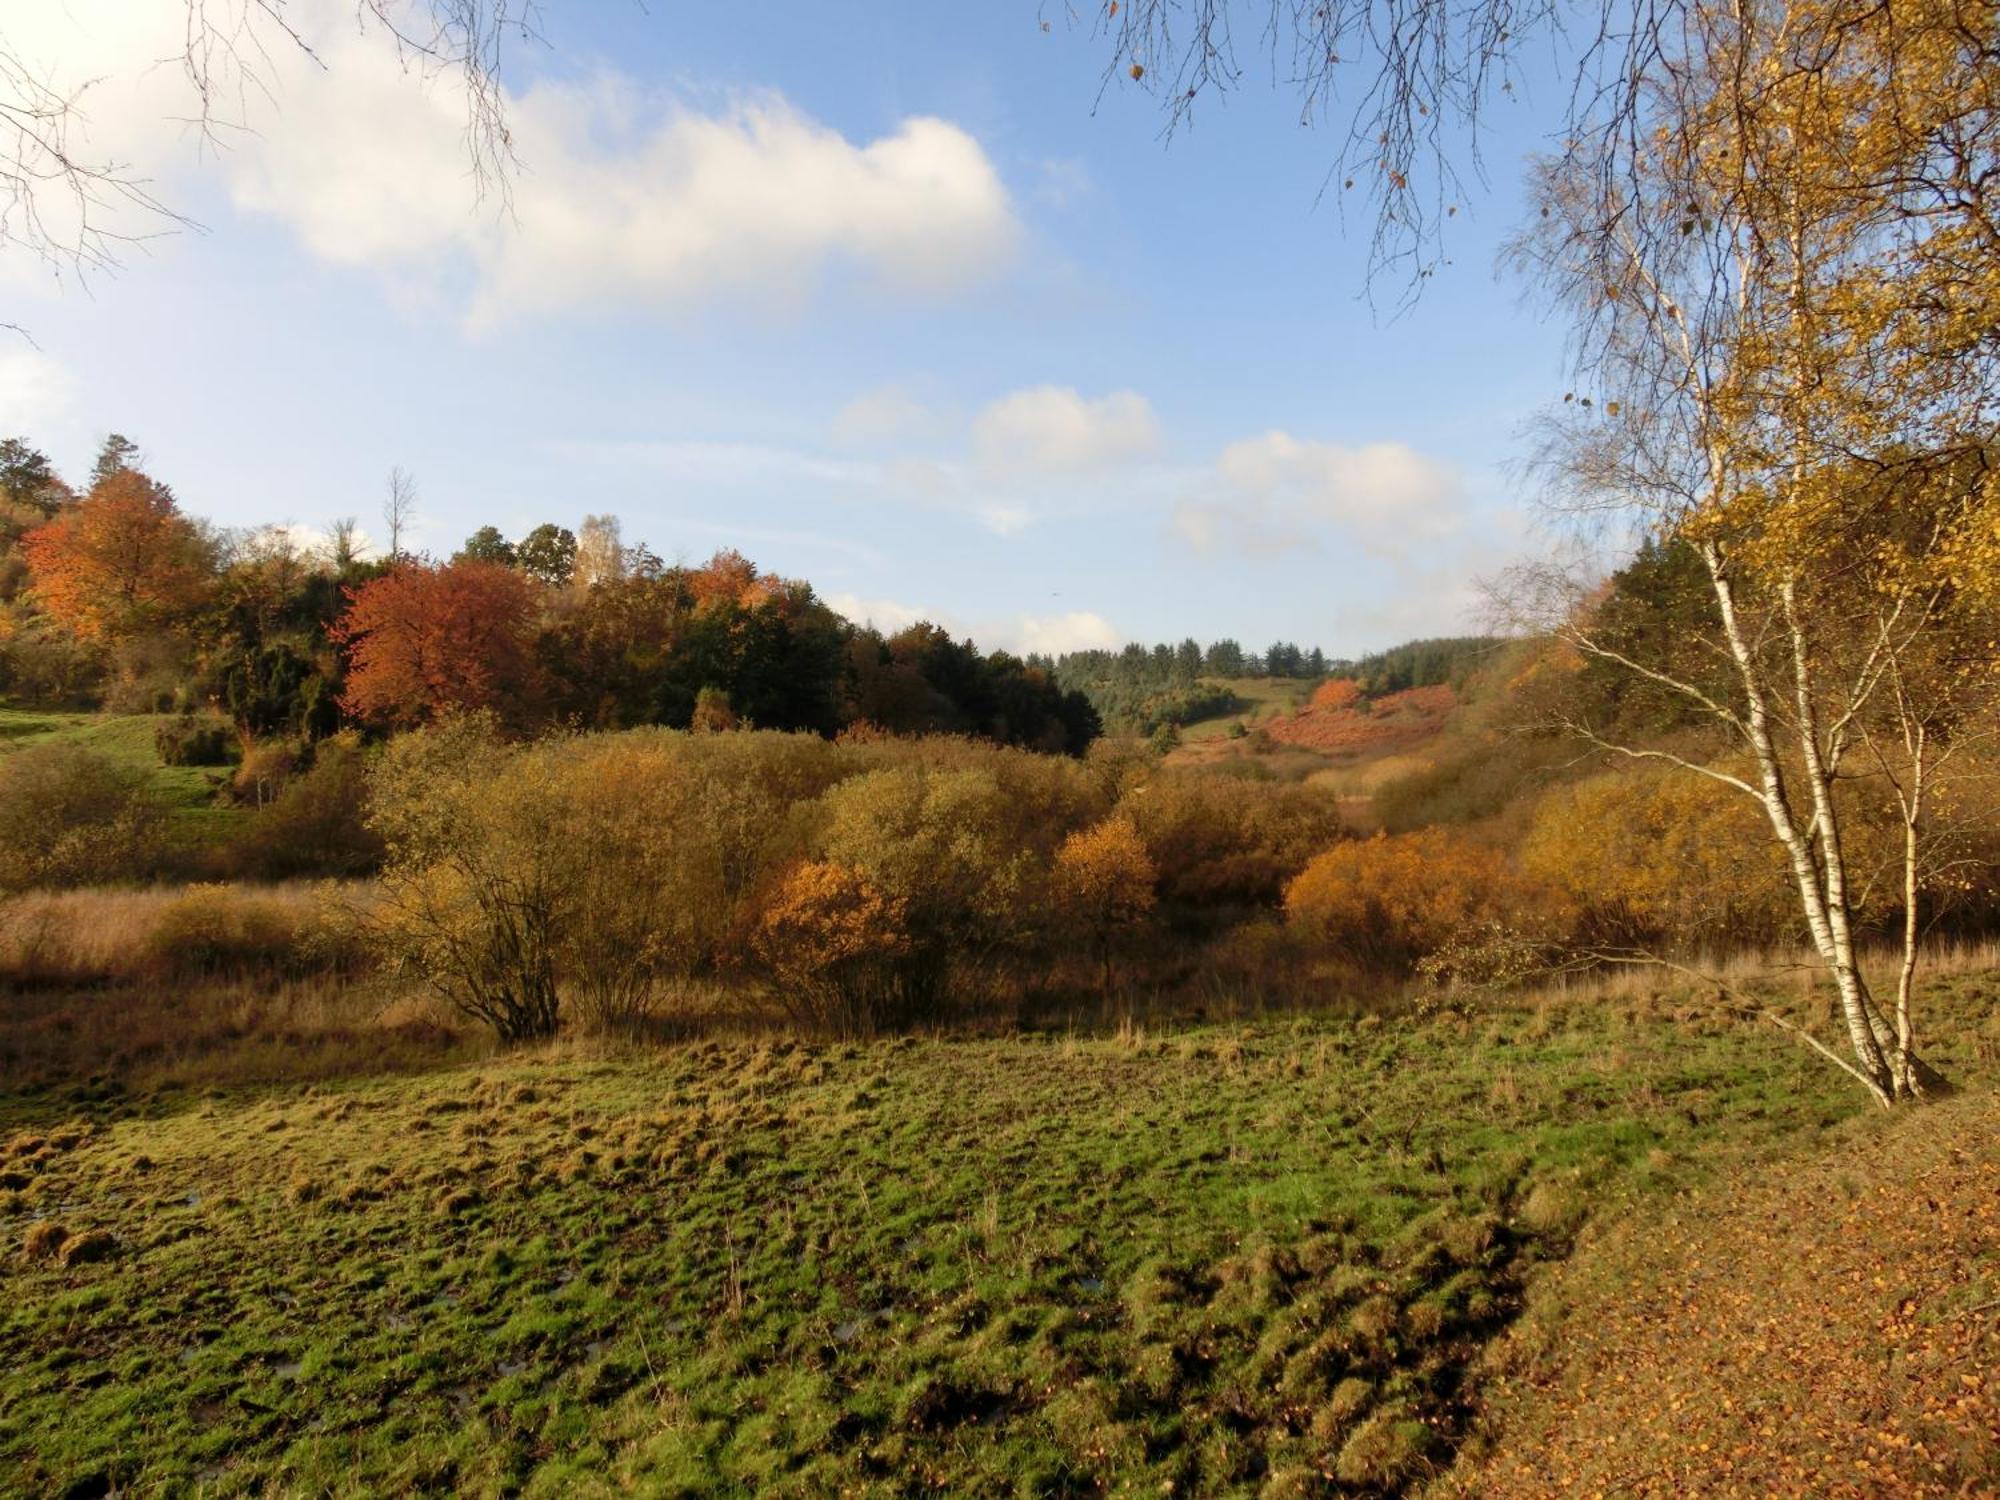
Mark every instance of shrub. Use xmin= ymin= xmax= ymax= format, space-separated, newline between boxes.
xmin=368 ymin=723 xmax=850 ymax=1039
xmin=153 ymin=713 xmax=236 ymax=767
xmin=750 ymin=861 xmax=913 ymax=1034
xmin=811 ymin=765 xmax=1044 ymax=1017
xmin=224 ymin=734 xmax=383 ymax=880
xmin=1052 ymin=813 xmax=1157 ymax=991
xmin=368 ymin=719 xmax=567 ymax=1042
xmin=231 ymin=739 xmax=301 ymax=807
xmin=1284 ymin=828 xmax=1522 ymax=972
xmin=1122 ymin=774 xmax=1344 ymax=912
xmin=141 ymin=884 xmax=317 ymax=979
xmin=0 ymin=746 xmax=166 ymax=892
xmin=1520 ymin=769 xmax=1793 ymax=948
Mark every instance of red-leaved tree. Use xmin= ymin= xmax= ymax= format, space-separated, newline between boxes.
xmin=330 ymin=560 xmax=542 ymax=729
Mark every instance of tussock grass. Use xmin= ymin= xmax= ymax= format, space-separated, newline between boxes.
xmin=2 ymin=974 xmax=1991 ymax=1496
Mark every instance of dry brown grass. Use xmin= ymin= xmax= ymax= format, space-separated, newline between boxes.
xmin=0 ymin=881 xmax=378 ymax=987
xmin=0 ymin=880 xmax=469 ymax=1092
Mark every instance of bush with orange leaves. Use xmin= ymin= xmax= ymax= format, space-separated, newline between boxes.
xmin=751 ymin=861 xmax=914 ymax=1035
xmin=1283 ymin=828 xmax=1524 ymax=973
xmin=1308 ymin=677 xmax=1363 ymax=712
xmin=1053 ymin=813 xmax=1157 ymax=991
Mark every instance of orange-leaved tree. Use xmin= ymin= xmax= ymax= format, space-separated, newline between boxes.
xmin=750 ymin=860 xmax=912 ymax=1035
xmin=20 ymin=469 xmax=213 ymax=641
xmin=330 ymin=559 xmax=543 ymax=729
xmin=1053 ymin=812 xmax=1157 ymax=991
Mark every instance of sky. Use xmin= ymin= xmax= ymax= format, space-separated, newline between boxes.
xmin=1 ymin=1 xmax=1584 ymax=658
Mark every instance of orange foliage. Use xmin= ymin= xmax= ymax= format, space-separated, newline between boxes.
xmin=750 ymin=860 xmax=912 ymax=1032
xmin=1265 ymin=684 xmax=1456 ymax=758
xmin=1309 ymin=677 xmax=1363 ymax=711
xmin=689 ymin=548 xmax=780 ymax=610
xmin=1284 ymin=827 xmax=1519 ymax=969
xmin=19 ymin=471 xmax=213 ymax=640
xmin=330 ymin=560 xmax=543 ymax=729
xmin=1053 ymin=813 xmax=1157 ymax=986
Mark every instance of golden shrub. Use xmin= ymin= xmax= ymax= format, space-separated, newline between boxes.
xmin=749 ymin=861 xmax=912 ymax=1033
xmin=1121 ymin=774 xmax=1344 ymax=908
xmin=1519 ymin=769 xmax=1793 ymax=947
xmin=1284 ymin=828 xmax=1518 ymax=970
xmin=1053 ymin=813 xmax=1158 ymax=990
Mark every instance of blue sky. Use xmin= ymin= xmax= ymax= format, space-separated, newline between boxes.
xmin=3 ymin=2 xmax=1579 ymax=657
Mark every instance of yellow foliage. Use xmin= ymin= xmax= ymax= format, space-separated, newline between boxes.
xmin=750 ymin=861 xmax=912 ymax=1034
xmin=1521 ymin=770 xmax=1795 ymax=948
xmin=1054 ymin=814 xmax=1157 ymax=930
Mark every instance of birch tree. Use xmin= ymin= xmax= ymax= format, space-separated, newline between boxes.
xmin=1511 ymin=0 xmax=2000 ymax=1106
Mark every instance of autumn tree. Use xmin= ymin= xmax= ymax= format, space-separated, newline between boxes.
xmin=331 ymin=558 xmax=542 ymax=729
xmin=1512 ymin=0 xmax=2000 ymax=1104
xmin=19 ymin=467 xmax=214 ymax=641
xmin=1053 ymin=813 xmax=1158 ymax=991
xmin=574 ymin=513 xmax=625 ymax=588
xmin=751 ymin=861 xmax=913 ymax=1035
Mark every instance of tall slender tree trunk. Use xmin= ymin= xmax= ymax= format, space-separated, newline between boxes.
xmin=1703 ymin=545 xmax=1898 ymax=1107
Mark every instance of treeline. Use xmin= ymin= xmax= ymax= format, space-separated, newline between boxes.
xmin=1039 ymin=638 xmax=1334 ymax=734
xmin=1036 ymin=635 xmax=1503 ymax=735
xmin=0 ymin=434 xmax=1098 ymax=756
xmin=1345 ymin=637 xmax=1498 ymax=696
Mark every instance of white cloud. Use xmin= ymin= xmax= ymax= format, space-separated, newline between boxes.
xmin=832 ymin=386 xmax=936 ymax=447
xmin=973 ymin=386 xmax=1160 ymax=481
xmin=0 ymin=347 xmax=81 ymax=448
xmin=1172 ymin=432 xmax=1467 ymax=560
xmin=1012 ymin=610 xmax=1120 ymax=655
xmin=9 ymin=2 xmax=1019 ymax=326
xmin=460 ymin=91 xmax=1018 ymax=327
xmin=1035 ymin=157 xmax=1094 ymax=208
xmin=825 ymin=592 xmax=938 ymax=633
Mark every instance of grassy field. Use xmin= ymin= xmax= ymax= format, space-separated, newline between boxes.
xmin=0 ymin=706 xmax=244 ymax=841
xmin=7 ymin=975 xmax=1994 ymax=1497
xmin=1174 ymin=677 xmax=1315 ymax=743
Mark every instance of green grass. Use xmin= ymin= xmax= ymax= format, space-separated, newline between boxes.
xmin=6 ymin=992 xmax=1972 ymax=1498
xmin=0 ymin=706 xmax=242 ymax=840
xmin=1175 ymin=677 xmax=1314 ymax=743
